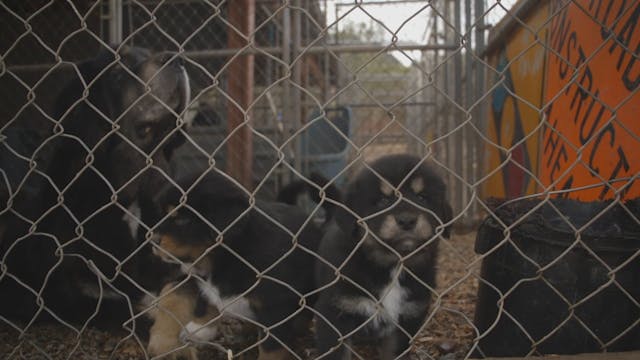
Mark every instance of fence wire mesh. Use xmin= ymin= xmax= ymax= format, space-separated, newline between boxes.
xmin=1 ymin=0 xmax=639 ymax=359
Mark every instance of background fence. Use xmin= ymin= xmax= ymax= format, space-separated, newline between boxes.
xmin=1 ymin=0 xmax=639 ymax=359
xmin=0 ymin=0 xmax=491 ymax=221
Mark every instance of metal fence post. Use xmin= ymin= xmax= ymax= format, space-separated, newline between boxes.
xmin=108 ymin=0 xmax=123 ymax=44
xmin=281 ymin=3 xmax=293 ymax=183
xmin=292 ymin=0 xmax=303 ymax=174
xmin=474 ymin=0 xmax=486 ymax=223
xmin=463 ymin=0 xmax=474 ymax=226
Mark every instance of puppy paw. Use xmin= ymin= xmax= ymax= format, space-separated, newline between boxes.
xmin=147 ymin=333 xmax=198 ymax=360
xmin=179 ymin=321 xmax=218 ymax=344
xmin=257 ymin=346 xmax=295 ymax=360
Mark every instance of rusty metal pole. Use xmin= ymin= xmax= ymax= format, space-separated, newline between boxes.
xmin=226 ymin=0 xmax=255 ymax=188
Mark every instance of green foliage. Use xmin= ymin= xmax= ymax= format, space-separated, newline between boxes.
xmin=335 ymin=21 xmax=387 ymax=43
xmin=333 ymin=21 xmax=410 ymax=74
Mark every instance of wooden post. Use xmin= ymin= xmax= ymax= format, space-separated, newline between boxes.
xmin=226 ymin=0 xmax=255 ymax=188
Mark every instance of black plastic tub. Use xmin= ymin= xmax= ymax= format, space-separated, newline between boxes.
xmin=473 ymin=198 xmax=640 ymax=357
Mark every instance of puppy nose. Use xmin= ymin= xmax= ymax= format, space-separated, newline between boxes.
xmin=150 ymin=233 xmax=161 ymax=244
xmin=396 ymin=213 xmax=417 ymax=230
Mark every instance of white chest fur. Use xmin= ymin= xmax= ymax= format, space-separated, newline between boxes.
xmin=198 ymin=280 xmax=255 ymax=320
xmin=337 ymin=269 xmax=419 ymax=332
xmin=379 ymin=273 xmax=408 ymax=323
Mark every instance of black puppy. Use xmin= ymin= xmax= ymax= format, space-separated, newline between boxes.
xmin=314 ymin=154 xmax=453 ymax=360
xmin=149 ymin=169 xmax=322 ymax=359
xmin=276 ymin=172 xmax=342 ymax=226
xmin=0 ymin=45 xmax=189 ymax=328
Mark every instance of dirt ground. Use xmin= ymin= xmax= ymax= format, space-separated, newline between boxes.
xmin=0 ymin=231 xmax=480 ymax=360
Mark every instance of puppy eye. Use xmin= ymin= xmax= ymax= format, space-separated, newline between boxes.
xmin=174 ymin=217 xmax=191 ymax=226
xmin=416 ymin=193 xmax=430 ymax=202
xmin=377 ymin=195 xmax=395 ymax=207
xmin=136 ymin=124 xmax=153 ymax=138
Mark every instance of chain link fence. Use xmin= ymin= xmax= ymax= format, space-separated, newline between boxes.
xmin=1 ymin=0 xmax=639 ymax=359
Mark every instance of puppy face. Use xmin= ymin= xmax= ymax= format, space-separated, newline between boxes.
xmin=114 ymin=47 xmax=190 ymax=154
xmin=338 ymin=154 xmax=453 ymax=262
xmin=71 ymin=46 xmax=191 ymax=204
xmin=152 ymin=205 xmax=214 ymax=276
xmin=151 ymin=172 xmax=250 ymax=274
xmin=373 ymin=176 xmax=437 ymax=253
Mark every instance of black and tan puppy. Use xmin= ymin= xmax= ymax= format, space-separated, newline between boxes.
xmin=0 ymin=45 xmax=190 ymax=328
xmin=149 ymin=170 xmax=322 ymax=359
xmin=314 ymin=154 xmax=453 ymax=360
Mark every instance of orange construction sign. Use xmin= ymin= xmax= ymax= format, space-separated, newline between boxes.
xmin=541 ymin=0 xmax=640 ymax=200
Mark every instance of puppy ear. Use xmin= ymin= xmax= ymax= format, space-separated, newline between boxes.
xmin=192 ymin=181 xmax=250 ymax=234
xmin=78 ymin=47 xmax=119 ymax=82
xmin=334 ymin=204 xmax=357 ymax=236
xmin=440 ymin=201 xmax=454 ymax=238
xmin=334 ymin=186 xmax=362 ymax=237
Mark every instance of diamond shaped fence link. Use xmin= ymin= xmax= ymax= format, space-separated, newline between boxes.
xmin=0 ymin=0 xmax=639 ymax=359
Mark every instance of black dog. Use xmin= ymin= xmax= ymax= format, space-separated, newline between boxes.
xmin=0 ymin=45 xmax=190 ymax=328
xmin=277 ymin=172 xmax=343 ymax=226
xmin=149 ymin=169 xmax=322 ymax=359
xmin=314 ymin=154 xmax=453 ymax=360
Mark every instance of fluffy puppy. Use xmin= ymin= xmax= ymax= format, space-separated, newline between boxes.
xmin=0 ymin=45 xmax=190 ymax=328
xmin=148 ymin=170 xmax=322 ymax=360
xmin=314 ymin=154 xmax=453 ymax=360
